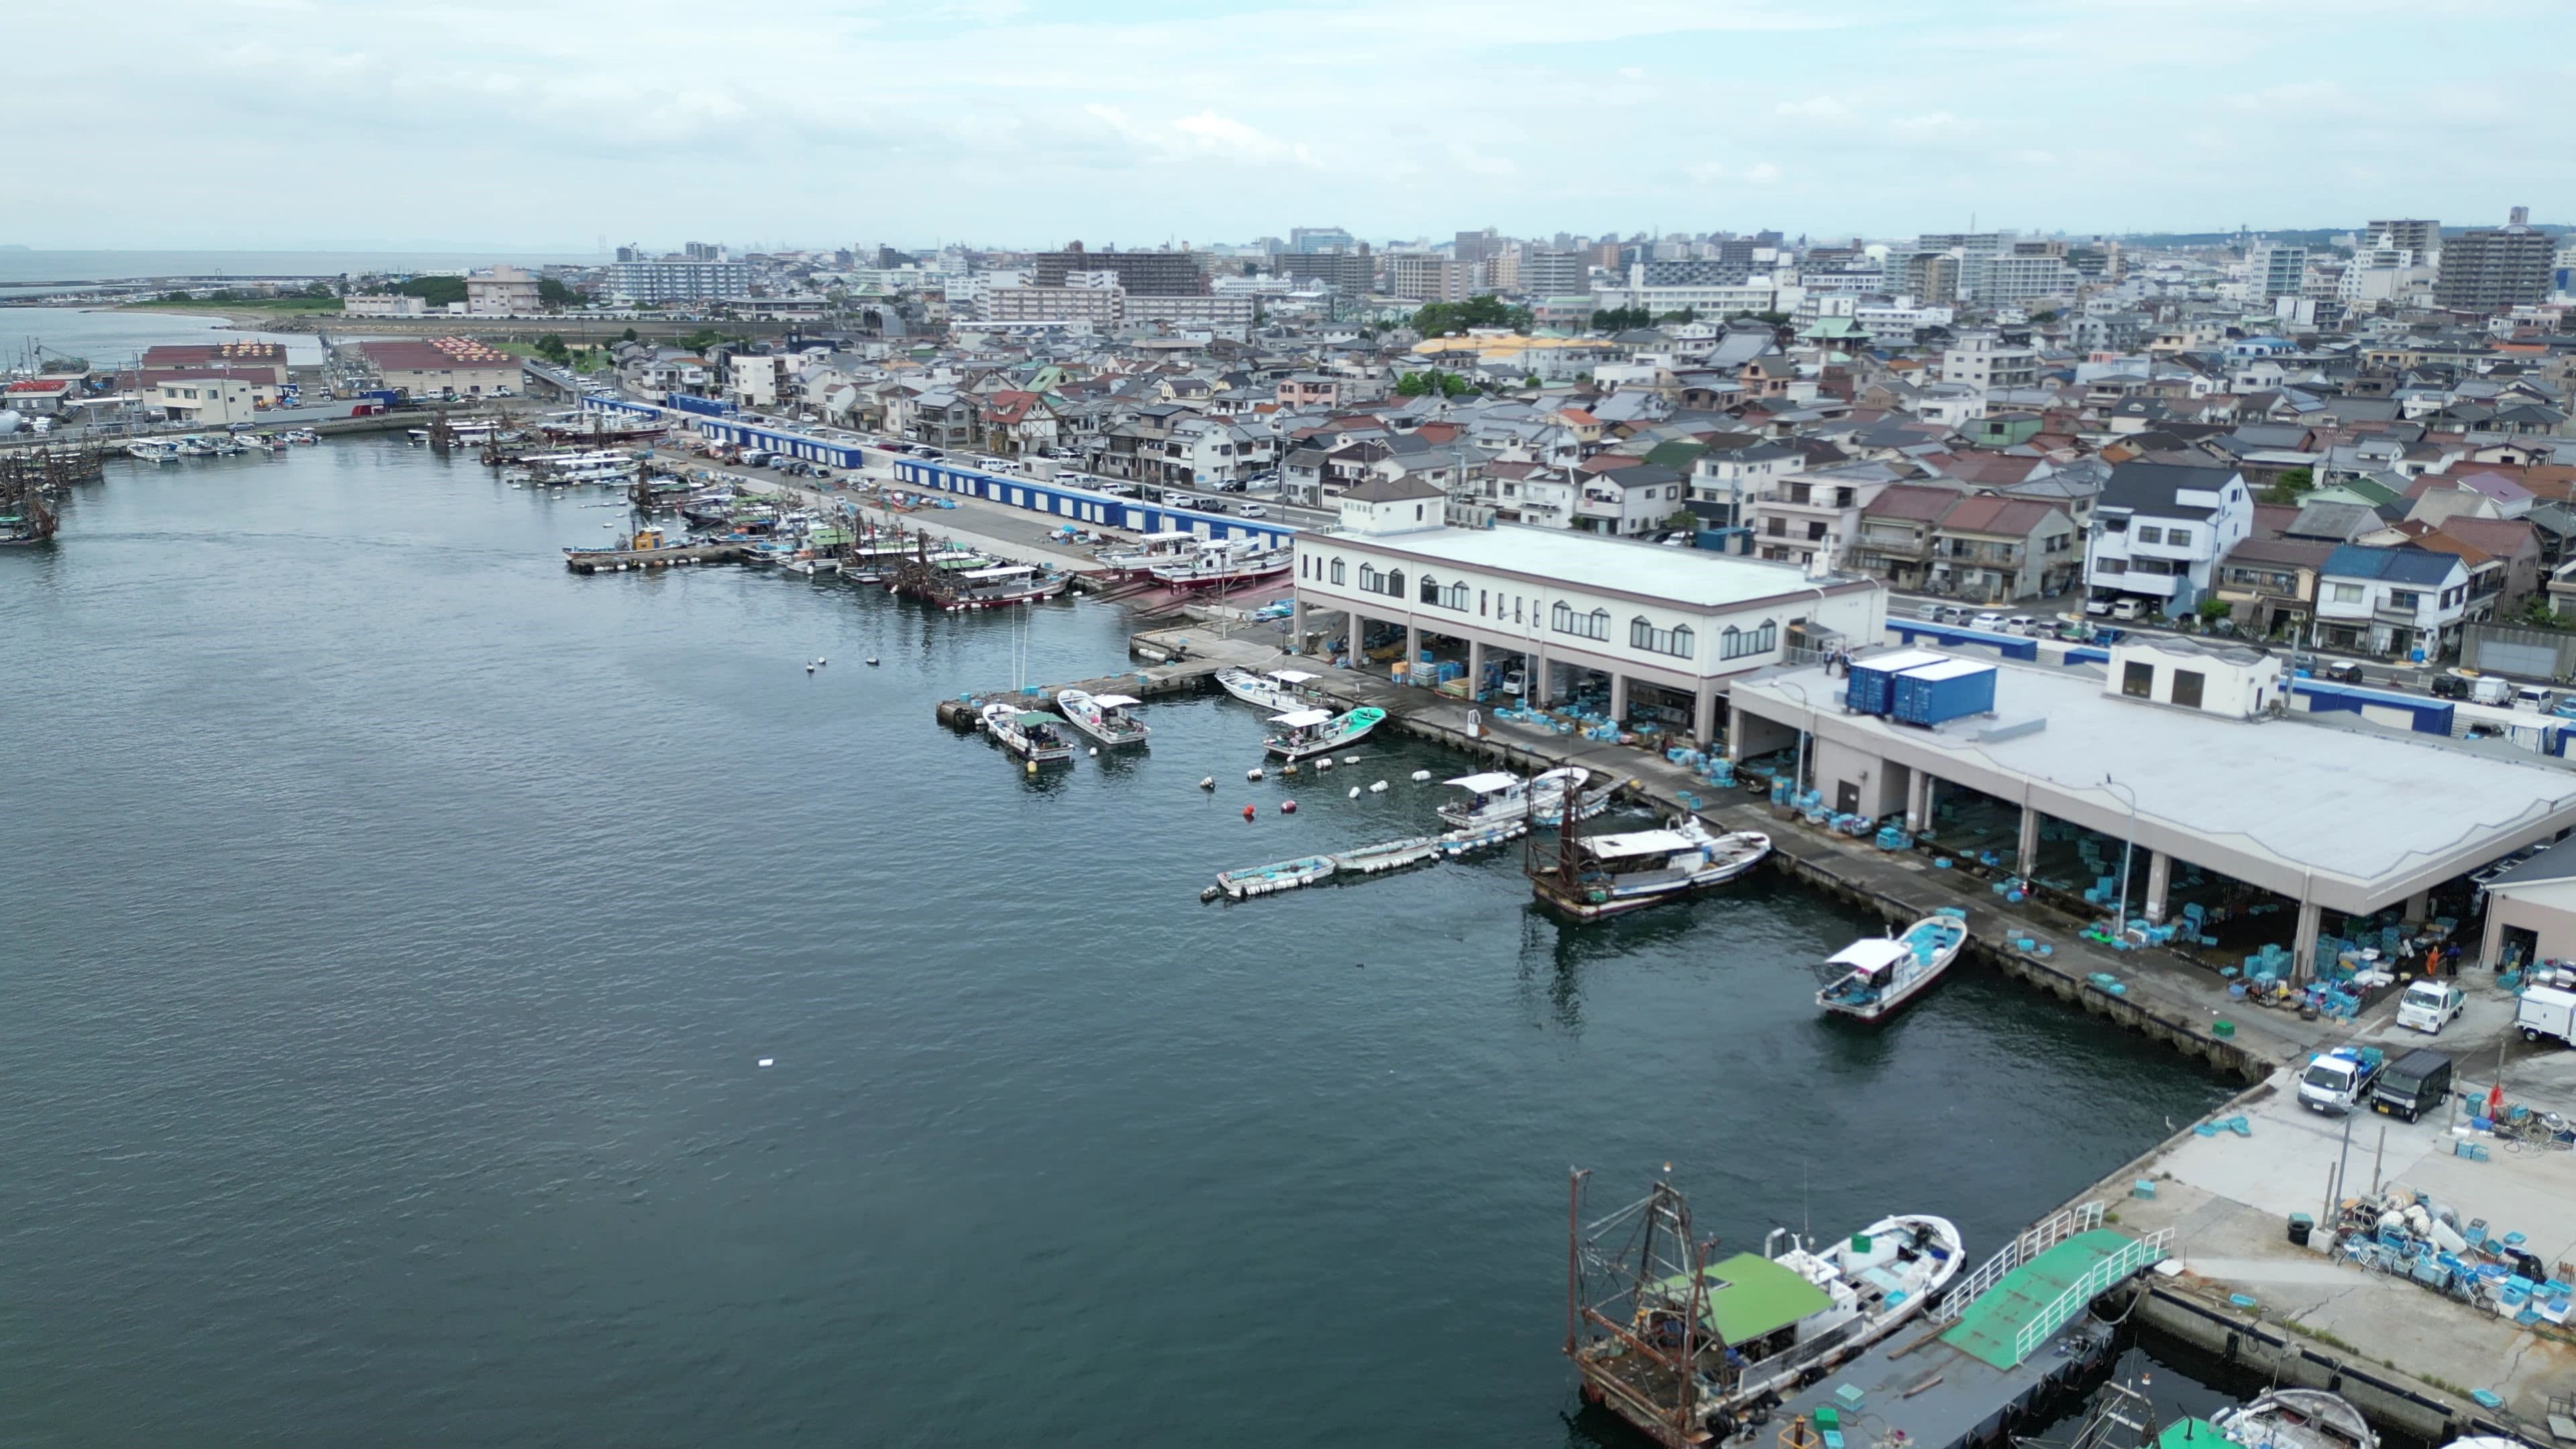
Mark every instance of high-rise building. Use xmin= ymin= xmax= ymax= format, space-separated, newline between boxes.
xmin=1521 ymin=250 xmax=1588 ymax=296
xmin=1287 ymin=226 xmax=1357 ymax=255
xmin=1387 ymin=253 xmax=1470 ymax=303
xmin=683 ymin=241 xmax=726 ymax=261
xmin=604 ymin=259 xmax=751 ymax=304
xmin=2366 ymin=219 xmax=2440 ymax=260
xmin=1453 ymin=229 xmax=1498 ymax=265
xmin=1275 ymin=247 xmax=1374 ymax=294
xmin=1642 ymin=258 xmax=1754 ymax=287
xmin=1032 ymin=242 xmax=1208 ymax=296
xmin=2435 ymin=214 xmax=2553 ymax=312
xmin=1899 ymin=253 xmax=1961 ymax=306
xmin=2246 ymin=241 xmax=2308 ymax=301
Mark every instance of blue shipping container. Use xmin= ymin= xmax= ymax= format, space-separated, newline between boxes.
xmin=1892 ymin=658 xmax=1998 ymax=726
xmin=1843 ymin=649 xmax=1951 ymax=716
xmin=664 ymin=393 xmax=734 ymax=417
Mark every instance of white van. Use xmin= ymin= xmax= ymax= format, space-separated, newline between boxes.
xmin=1970 ymin=611 xmax=2009 ymax=633
xmin=2471 ymin=676 xmax=2514 ymax=707
xmin=2514 ymin=685 xmax=2557 ymax=714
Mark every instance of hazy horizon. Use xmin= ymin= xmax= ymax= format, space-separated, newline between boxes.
xmin=18 ymin=0 xmax=2575 ymax=252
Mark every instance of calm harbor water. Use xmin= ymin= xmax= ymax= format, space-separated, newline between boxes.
xmin=0 ymin=443 xmax=2235 ymax=1448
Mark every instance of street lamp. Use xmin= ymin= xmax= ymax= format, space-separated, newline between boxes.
xmin=2102 ymin=775 xmax=2139 ymax=940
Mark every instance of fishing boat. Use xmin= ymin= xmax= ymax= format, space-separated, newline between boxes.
xmin=2212 ymin=1390 xmax=2377 ymax=1449
xmin=1816 ymin=911 xmax=1970 ymax=1022
xmin=1097 ymin=529 xmax=1201 ymax=576
xmin=282 ymin=429 xmax=319 ymax=445
xmin=1147 ymin=537 xmax=1294 ymax=589
xmin=1436 ymin=767 xmax=1611 ymax=830
xmin=978 ymin=702 xmax=1077 ymax=765
xmin=1263 ymin=705 xmax=1385 ymax=761
xmin=1207 ymin=855 xmax=1335 ymax=901
xmin=1056 ymin=690 xmax=1150 ymax=747
xmin=1532 ymin=816 xmax=1770 ymax=920
xmin=1328 ymin=835 xmax=1442 ymax=876
xmin=1568 ymin=1174 xmax=1964 ymax=1446
xmin=944 ymin=563 xmax=1070 ymax=610
xmin=1214 ymin=667 xmax=1319 ymax=711
xmin=125 ymin=440 xmax=180 ymax=464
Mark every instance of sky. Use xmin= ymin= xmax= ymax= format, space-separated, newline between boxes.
xmin=16 ymin=0 xmax=2576 ymax=252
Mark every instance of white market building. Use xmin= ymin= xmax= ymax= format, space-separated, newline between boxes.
xmin=1289 ymin=476 xmax=1885 ymax=743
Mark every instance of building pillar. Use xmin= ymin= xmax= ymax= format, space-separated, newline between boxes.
xmin=2017 ymin=806 xmax=2041 ymax=878
xmin=1344 ymin=612 xmax=1366 ymax=667
xmin=1534 ymin=645 xmax=1552 ymax=706
xmin=1905 ymin=769 xmax=1932 ymax=833
xmin=1289 ymin=596 xmax=1306 ymax=657
xmin=1404 ymin=622 xmax=1422 ymax=686
xmin=1695 ymin=687 xmax=1721 ymax=749
xmin=2143 ymin=850 xmax=2172 ymax=925
xmin=1725 ymin=704 xmax=1746 ymax=761
xmin=2480 ymin=906 xmax=2507 ymax=972
xmin=1467 ymin=637 xmax=1486 ymax=695
xmin=2404 ymin=889 xmax=2430 ymax=923
xmin=2292 ymin=899 xmax=2324 ymax=981
xmin=1609 ymin=673 xmax=1629 ymax=722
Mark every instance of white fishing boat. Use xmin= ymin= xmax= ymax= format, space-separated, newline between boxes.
xmin=1214 ymin=667 xmax=1318 ymax=712
xmin=1098 ymin=529 xmax=1201 ymax=576
xmin=1568 ymin=1182 xmax=1964 ymax=1444
xmin=943 ymin=563 xmax=1069 ymax=610
xmin=1263 ymin=705 xmax=1386 ymax=762
xmin=1436 ymin=767 xmax=1611 ymax=830
xmin=125 ymin=440 xmax=180 ymax=464
xmin=1532 ymin=817 xmax=1771 ymax=919
xmin=1147 ymin=538 xmax=1294 ymax=589
xmin=1434 ymin=819 xmax=1527 ymax=856
xmin=1056 ymin=689 xmax=1150 ymax=747
xmin=978 ymin=702 xmax=1077 ymax=765
xmin=2213 ymin=1390 xmax=2377 ymax=1449
xmin=1817 ymin=911 xmax=1970 ymax=1022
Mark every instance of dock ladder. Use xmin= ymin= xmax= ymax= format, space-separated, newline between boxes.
xmin=1932 ymin=1201 xmax=2106 ymax=1324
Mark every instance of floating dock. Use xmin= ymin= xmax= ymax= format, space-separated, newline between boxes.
xmin=564 ymin=542 xmax=746 ymax=574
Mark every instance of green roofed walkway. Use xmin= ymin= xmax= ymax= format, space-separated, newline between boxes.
xmin=1939 ymin=1229 xmax=2163 ymax=1370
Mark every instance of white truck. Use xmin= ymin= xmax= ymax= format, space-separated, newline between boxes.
xmin=2517 ymin=985 xmax=2576 ymax=1046
xmin=2396 ymin=980 xmax=2467 ymax=1034
xmin=2298 ymin=1047 xmax=2385 ymax=1114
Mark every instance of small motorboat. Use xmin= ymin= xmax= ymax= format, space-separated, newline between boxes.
xmin=1817 ymin=911 xmax=1970 ymax=1022
xmin=1262 ymin=705 xmax=1385 ymax=762
xmin=1056 ymin=689 xmax=1150 ymax=747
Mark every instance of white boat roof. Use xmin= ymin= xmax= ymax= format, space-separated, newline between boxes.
xmin=1139 ymin=529 xmax=1196 ymax=542
xmin=1446 ymin=771 xmax=1521 ymax=792
xmin=1266 ymin=669 xmax=1319 ymax=683
xmin=1826 ymin=938 xmax=1913 ymax=975
xmin=1585 ymin=828 xmax=1695 ymax=859
xmin=1269 ymin=707 xmax=1334 ymax=728
xmin=1091 ymin=694 xmax=1140 ymax=708
xmin=959 ymin=564 xmax=1036 ymax=579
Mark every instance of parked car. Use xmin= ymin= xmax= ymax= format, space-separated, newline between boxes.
xmin=2370 ymin=1049 xmax=2453 ymax=1122
xmin=2109 ymin=599 xmax=2145 ymax=621
xmin=2515 ymin=685 xmax=2558 ymax=714
xmin=2084 ymin=597 xmax=2112 ymax=616
xmin=1970 ymin=611 xmax=2009 ymax=633
xmin=2004 ymin=615 xmax=2040 ymax=636
xmin=1929 ymin=604 xmax=1967 ymax=625
xmin=2322 ymin=660 xmax=2365 ymax=684
xmin=1239 ymin=504 xmax=1268 ymax=519
xmin=2429 ymin=672 xmax=2471 ymax=700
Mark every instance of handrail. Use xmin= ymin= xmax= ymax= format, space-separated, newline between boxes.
xmin=2007 ymin=1227 xmax=2173 ymax=1364
xmin=1932 ymin=1201 xmax=2104 ymax=1324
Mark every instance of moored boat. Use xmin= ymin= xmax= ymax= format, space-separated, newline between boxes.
xmin=2212 ymin=1389 xmax=2377 ymax=1449
xmin=1436 ymin=767 xmax=1610 ymax=830
xmin=1263 ymin=705 xmax=1385 ymax=761
xmin=1816 ymin=910 xmax=1970 ymax=1022
xmin=1328 ymin=835 xmax=1442 ymax=875
xmin=1567 ymin=1173 xmax=1964 ymax=1446
xmin=1097 ymin=529 xmax=1201 ymax=576
xmin=1532 ymin=816 xmax=1770 ymax=920
xmin=978 ymin=702 xmax=1076 ymax=765
xmin=1056 ymin=690 xmax=1150 ymax=747
xmin=1214 ymin=666 xmax=1318 ymax=712
xmin=1146 ymin=539 xmax=1293 ymax=589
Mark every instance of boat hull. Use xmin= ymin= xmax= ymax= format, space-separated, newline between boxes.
xmin=1263 ymin=710 xmax=1383 ymax=761
xmin=1817 ymin=916 xmax=1968 ymax=1022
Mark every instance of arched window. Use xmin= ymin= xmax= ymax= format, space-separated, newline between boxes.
xmin=1357 ymin=563 xmax=1381 ymax=592
xmin=1330 ymin=557 xmax=1346 ymax=586
xmin=1720 ymin=625 xmax=1744 ymax=659
xmin=1754 ymin=619 xmax=1777 ymax=654
xmin=1630 ymin=616 xmax=1653 ymax=649
xmin=1443 ymin=582 xmax=1470 ymax=610
xmin=1633 ymin=617 xmax=1691 ymax=657
xmin=1587 ymin=608 xmax=1609 ymax=640
xmin=1385 ymin=569 xmax=1405 ymax=599
xmin=1671 ymin=625 xmax=1694 ymax=657
xmin=1419 ymin=573 xmax=1440 ymax=604
xmin=1550 ymin=600 xmax=1575 ymax=633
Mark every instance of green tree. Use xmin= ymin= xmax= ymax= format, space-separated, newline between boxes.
xmin=679 ymin=327 xmax=724 ymax=352
xmin=1589 ymin=306 xmax=1653 ymax=331
xmin=537 ymin=277 xmax=578 ymax=308
xmin=1523 ymin=372 xmax=1542 ymax=388
xmin=2257 ymin=467 xmax=2315 ymax=506
xmin=1655 ymin=307 xmax=1700 ymax=324
xmin=1395 ymin=369 xmax=1471 ymax=398
xmin=2196 ymin=597 xmax=2234 ymax=623
xmin=622 ymin=327 xmax=639 ymax=341
xmin=301 ymin=280 xmax=336 ymax=299
xmin=535 ymin=333 xmax=570 ymax=362
xmin=1407 ymin=295 xmax=1534 ymax=336
xmin=395 ymin=275 xmax=468 ymax=307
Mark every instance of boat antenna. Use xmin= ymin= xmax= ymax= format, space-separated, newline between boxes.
xmin=1802 ymin=1160 xmax=1811 ymax=1247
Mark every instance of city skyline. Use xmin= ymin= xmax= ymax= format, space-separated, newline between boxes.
xmin=17 ymin=0 xmax=2575 ymax=250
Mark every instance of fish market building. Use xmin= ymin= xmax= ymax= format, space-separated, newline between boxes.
xmin=1289 ymin=476 xmax=1886 ymax=743
xmin=1726 ymin=636 xmax=2576 ymax=971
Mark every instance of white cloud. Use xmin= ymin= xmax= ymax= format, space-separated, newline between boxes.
xmin=1890 ymin=111 xmax=1976 ymax=139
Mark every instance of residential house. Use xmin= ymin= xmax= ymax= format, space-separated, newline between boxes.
xmin=2083 ymin=461 xmax=2255 ymax=616
xmin=1848 ymin=483 xmax=1960 ymax=591
xmin=2313 ymin=545 xmax=2472 ymax=659
xmin=2212 ymin=537 xmax=2337 ymax=638
xmin=1575 ymin=463 xmax=1687 ymax=537
xmin=904 ymin=388 xmax=979 ymax=448
xmin=1925 ymin=494 xmax=2082 ymax=602
xmin=978 ymin=390 xmax=1062 ymax=455
xmin=1749 ymin=462 xmax=1912 ymax=570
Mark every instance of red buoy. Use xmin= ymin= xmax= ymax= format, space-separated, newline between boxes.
xmin=1242 ymin=804 xmax=1256 ymax=821
xmin=1280 ymin=800 xmax=1298 ymax=814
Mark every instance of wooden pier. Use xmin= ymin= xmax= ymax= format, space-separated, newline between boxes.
xmin=564 ymin=542 xmax=747 ymax=574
